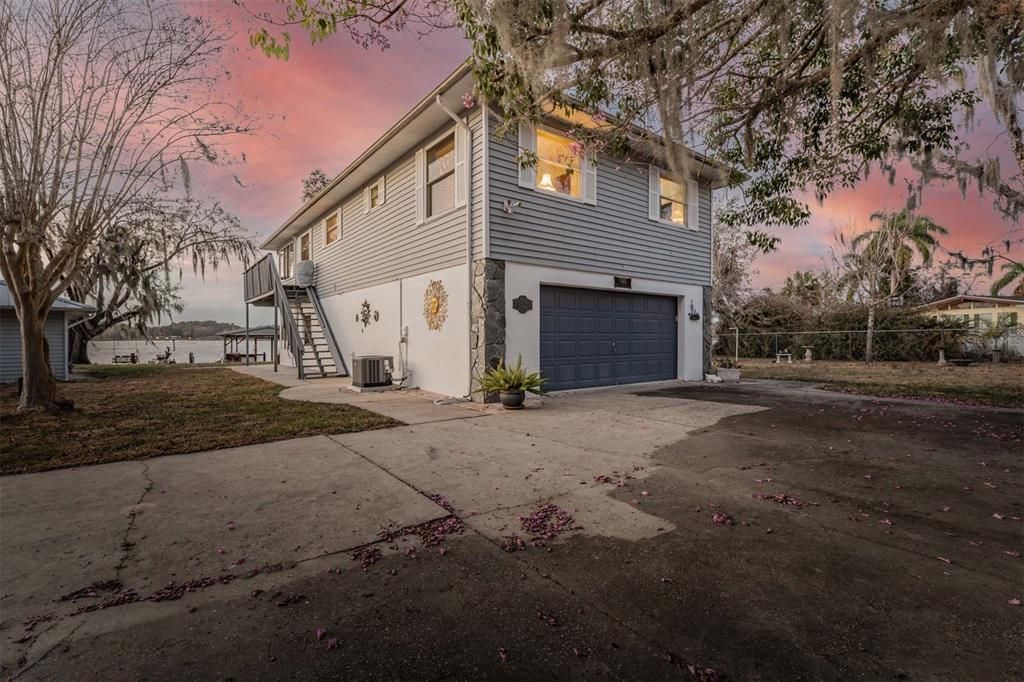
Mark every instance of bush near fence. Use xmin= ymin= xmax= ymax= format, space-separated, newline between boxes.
xmin=720 ymin=301 xmax=969 ymax=362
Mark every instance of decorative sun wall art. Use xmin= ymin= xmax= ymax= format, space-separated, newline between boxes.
xmin=423 ymin=280 xmax=448 ymax=331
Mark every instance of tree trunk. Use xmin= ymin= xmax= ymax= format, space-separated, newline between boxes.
xmin=865 ymin=305 xmax=876 ymax=363
xmin=70 ymin=327 xmax=92 ymax=365
xmin=19 ymin=307 xmax=58 ymax=411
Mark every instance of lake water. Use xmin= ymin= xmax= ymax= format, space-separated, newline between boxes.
xmin=89 ymin=339 xmax=229 ymax=364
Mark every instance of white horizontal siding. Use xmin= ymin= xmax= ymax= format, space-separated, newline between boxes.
xmin=487 ymin=113 xmax=713 ymax=285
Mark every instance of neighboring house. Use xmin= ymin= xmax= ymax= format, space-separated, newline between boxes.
xmin=243 ymin=62 xmax=725 ymax=398
xmin=916 ymin=294 xmax=1023 ymax=329
xmin=0 ymin=281 xmax=95 ymax=382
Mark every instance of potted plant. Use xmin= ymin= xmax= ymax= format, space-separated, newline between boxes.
xmin=715 ymin=356 xmax=742 ymax=382
xmin=476 ymin=356 xmax=546 ymax=409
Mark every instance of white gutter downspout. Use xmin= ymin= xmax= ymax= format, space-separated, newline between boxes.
xmin=436 ymin=94 xmax=474 ymax=398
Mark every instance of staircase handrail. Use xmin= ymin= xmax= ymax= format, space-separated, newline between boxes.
xmin=263 ymin=256 xmax=304 ymax=378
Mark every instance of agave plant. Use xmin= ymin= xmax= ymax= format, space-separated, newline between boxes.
xmin=476 ymin=356 xmax=546 ymax=395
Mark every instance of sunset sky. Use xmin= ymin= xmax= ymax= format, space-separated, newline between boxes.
xmin=180 ymin=3 xmax=1020 ymax=325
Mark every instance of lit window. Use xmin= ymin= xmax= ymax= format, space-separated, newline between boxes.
xmin=427 ymin=134 xmax=455 ymax=217
xmin=659 ymin=175 xmax=687 ymax=224
xmin=325 ymin=212 xmax=340 ymax=245
xmin=279 ymin=242 xmax=293 ymax=279
xmin=535 ymin=128 xmax=580 ymax=198
xmin=299 ymin=231 xmax=311 ymax=261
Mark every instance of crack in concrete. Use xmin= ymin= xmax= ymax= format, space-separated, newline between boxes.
xmin=12 ymin=621 xmax=83 ymax=680
xmin=115 ymin=462 xmax=154 ymax=579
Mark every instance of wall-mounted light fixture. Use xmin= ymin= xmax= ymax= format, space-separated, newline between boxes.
xmin=688 ymin=301 xmax=701 ymax=321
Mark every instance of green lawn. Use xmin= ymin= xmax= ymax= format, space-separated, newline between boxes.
xmin=739 ymin=359 xmax=1024 ymax=408
xmin=0 ymin=365 xmax=398 ymax=475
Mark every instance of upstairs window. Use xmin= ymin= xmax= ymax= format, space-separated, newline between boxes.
xmin=426 ymin=134 xmax=455 ymax=218
xmin=364 ymin=176 xmax=386 ymax=213
xmin=659 ymin=175 xmax=687 ymax=224
xmin=535 ymin=129 xmax=580 ymax=199
xmin=279 ymin=242 xmax=294 ymax=279
xmin=517 ymin=122 xmax=596 ymax=204
xmin=299 ymin=231 xmax=311 ymax=261
xmin=648 ymin=166 xmax=699 ymax=230
xmin=324 ymin=211 xmax=340 ymax=246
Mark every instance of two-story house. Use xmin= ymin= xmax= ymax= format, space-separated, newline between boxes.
xmin=243 ymin=61 xmax=726 ymax=398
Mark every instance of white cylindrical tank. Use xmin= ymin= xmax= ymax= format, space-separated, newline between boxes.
xmin=294 ymin=260 xmax=315 ymax=287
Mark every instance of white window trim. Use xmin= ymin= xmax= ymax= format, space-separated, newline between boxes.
xmin=322 ymin=208 xmax=342 ymax=249
xmin=520 ymin=122 xmax=596 ymax=205
xmin=298 ymin=229 xmax=313 ymax=262
xmin=278 ymin=242 xmax=294 ymax=279
xmin=649 ymin=164 xmax=700 ymax=231
xmin=416 ymin=126 xmax=464 ymax=224
xmin=364 ymin=175 xmax=386 ymax=214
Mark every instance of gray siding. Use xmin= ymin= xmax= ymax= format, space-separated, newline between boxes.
xmin=296 ymin=108 xmax=486 ymax=296
xmin=0 ymin=309 xmax=67 ymax=382
xmin=487 ymin=113 xmax=713 ymax=285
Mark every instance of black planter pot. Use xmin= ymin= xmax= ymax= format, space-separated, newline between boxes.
xmin=499 ymin=390 xmax=526 ymax=409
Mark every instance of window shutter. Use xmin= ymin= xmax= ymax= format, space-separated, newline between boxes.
xmin=378 ymin=175 xmax=386 ymax=205
xmin=648 ymin=165 xmax=660 ymax=221
xmin=517 ymin=121 xmax=536 ymax=189
xmin=363 ymin=187 xmax=370 ymax=214
xmin=455 ymin=125 xmax=469 ymax=207
xmin=583 ymin=153 xmax=597 ymax=205
xmin=687 ymin=179 xmax=699 ymax=230
xmin=415 ymin=148 xmax=425 ymax=224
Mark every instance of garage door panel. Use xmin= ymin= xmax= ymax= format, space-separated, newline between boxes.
xmin=540 ymin=285 xmax=678 ymax=390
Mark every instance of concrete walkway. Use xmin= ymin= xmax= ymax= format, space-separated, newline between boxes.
xmin=1 ymin=373 xmax=759 ymax=677
xmin=2 ymin=377 xmax=1021 ymax=679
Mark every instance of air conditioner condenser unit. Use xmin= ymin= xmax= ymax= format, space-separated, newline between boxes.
xmin=352 ymin=355 xmax=393 ymax=388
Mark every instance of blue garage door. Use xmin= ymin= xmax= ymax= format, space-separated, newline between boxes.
xmin=539 ymin=286 xmax=678 ymax=390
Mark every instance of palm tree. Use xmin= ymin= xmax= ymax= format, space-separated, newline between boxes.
xmin=782 ymin=270 xmax=823 ymax=306
xmin=853 ymin=211 xmax=949 ymax=300
xmin=989 ymin=261 xmax=1024 ymax=297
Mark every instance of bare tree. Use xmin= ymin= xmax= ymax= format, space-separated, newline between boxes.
xmin=712 ymin=205 xmax=760 ymax=320
xmin=65 ymin=201 xmax=255 ymax=365
xmin=0 ymin=0 xmax=253 ymax=410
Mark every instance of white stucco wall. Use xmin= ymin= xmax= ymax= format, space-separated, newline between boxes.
xmin=503 ymin=262 xmax=706 ymax=383
xmin=318 ymin=263 xmax=470 ymax=397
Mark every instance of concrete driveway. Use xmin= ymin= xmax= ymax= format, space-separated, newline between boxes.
xmin=1 ymin=379 xmax=1021 ymax=680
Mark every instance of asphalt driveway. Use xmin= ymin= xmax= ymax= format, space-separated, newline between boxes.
xmin=1 ymin=379 xmax=1021 ymax=680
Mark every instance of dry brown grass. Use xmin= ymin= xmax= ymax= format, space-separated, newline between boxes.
xmin=0 ymin=365 xmax=399 ymax=475
xmin=739 ymin=359 xmax=1024 ymax=407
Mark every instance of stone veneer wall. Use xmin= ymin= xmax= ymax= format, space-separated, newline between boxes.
xmin=470 ymin=258 xmax=506 ymax=402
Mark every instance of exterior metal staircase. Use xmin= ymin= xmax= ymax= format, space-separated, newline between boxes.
xmin=242 ymin=255 xmax=348 ymax=380
xmin=284 ymin=287 xmax=349 ymax=379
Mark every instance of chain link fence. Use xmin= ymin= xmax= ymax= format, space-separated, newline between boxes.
xmin=713 ymin=326 xmax=1024 ymax=362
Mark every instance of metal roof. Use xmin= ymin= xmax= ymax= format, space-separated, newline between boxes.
xmin=0 ymin=280 xmax=96 ymax=315
xmin=916 ymin=294 xmax=1024 ymax=310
